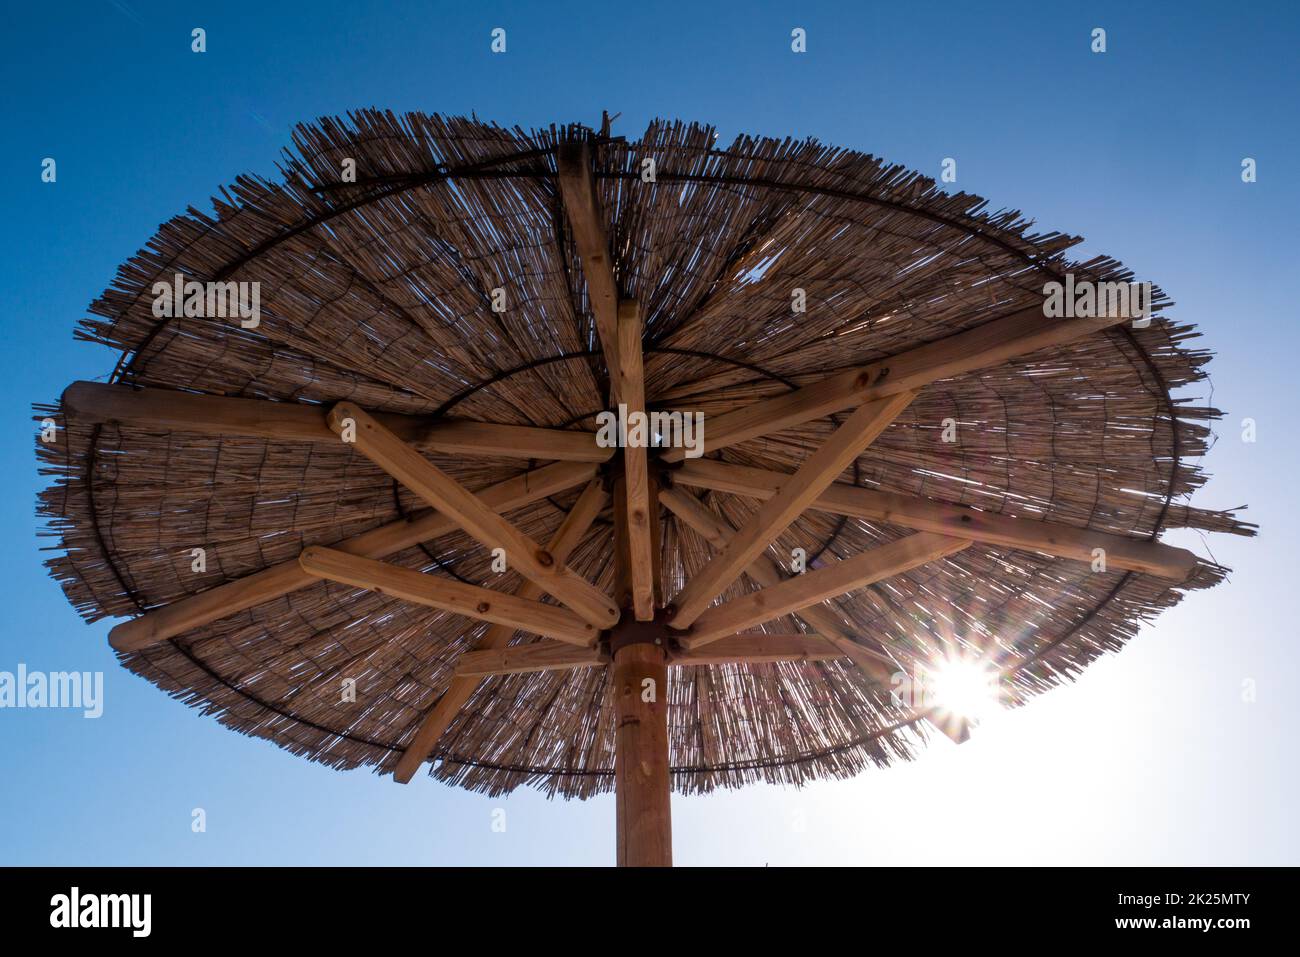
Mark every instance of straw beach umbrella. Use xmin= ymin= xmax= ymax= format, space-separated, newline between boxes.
xmin=35 ymin=113 xmax=1253 ymax=866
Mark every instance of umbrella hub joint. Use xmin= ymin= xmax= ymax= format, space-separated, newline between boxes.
xmin=606 ymin=609 xmax=675 ymax=658
xmin=598 ymin=448 xmax=678 ymax=490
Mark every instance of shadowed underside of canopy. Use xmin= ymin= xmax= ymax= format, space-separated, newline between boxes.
xmin=35 ymin=113 xmax=1252 ymax=823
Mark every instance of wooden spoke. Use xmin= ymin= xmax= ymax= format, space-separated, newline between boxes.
xmin=108 ymin=461 xmax=596 ymax=653
xmin=455 ymin=641 xmax=609 ymax=677
xmin=556 ymin=138 xmax=620 ymax=390
xmin=669 ymin=632 xmax=842 ymax=665
xmin=658 ymin=487 xmax=733 ymax=552
xmin=299 ymin=547 xmax=599 ymax=646
xmin=668 ymin=392 xmax=916 ymax=628
xmin=617 ymin=300 xmax=655 ymax=619
xmin=392 ymin=480 xmax=608 ymax=784
xmin=661 ymin=488 xmax=887 ymax=661
xmin=673 ymin=458 xmax=1199 ymax=580
xmin=329 ymin=402 xmax=620 ymax=629
xmin=681 ymin=532 xmax=972 ymax=649
xmin=62 ymin=381 xmax=609 ymax=463
xmin=660 ymin=487 xmax=968 ymax=743
xmin=660 ymin=306 xmax=1132 ymax=462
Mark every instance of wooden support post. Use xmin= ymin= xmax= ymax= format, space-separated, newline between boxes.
xmin=613 ymin=637 xmax=672 ymax=867
xmin=298 ymin=547 xmax=600 ymax=646
xmin=611 ymin=453 xmax=671 ymax=866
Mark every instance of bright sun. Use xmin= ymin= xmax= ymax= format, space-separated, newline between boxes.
xmin=928 ymin=657 xmax=1002 ymax=722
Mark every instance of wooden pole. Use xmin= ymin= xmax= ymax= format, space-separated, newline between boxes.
xmin=611 ymin=463 xmax=671 ymax=866
xmin=613 ymin=638 xmax=672 ymax=867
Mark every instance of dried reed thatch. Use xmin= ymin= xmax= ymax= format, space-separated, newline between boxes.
xmin=36 ymin=112 xmax=1252 ymax=801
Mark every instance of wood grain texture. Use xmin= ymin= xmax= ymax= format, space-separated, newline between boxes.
xmin=670 ymin=632 xmax=842 ymax=665
xmin=614 ymin=642 xmax=672 ymax=867
xmin=456 ymin=641 xmax=609 ymax=676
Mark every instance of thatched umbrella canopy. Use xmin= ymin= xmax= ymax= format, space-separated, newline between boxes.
xmin=36 ymin=112 xmax=1252 ymax=865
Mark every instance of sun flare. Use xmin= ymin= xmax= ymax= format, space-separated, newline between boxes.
xmin=928 ymin=658 xmax=1002 ymax=722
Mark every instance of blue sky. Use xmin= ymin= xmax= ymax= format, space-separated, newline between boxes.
xmin=1 ymin=1 xmax=1297 ymax=865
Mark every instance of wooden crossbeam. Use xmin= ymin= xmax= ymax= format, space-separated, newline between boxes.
xmin=668 ymin=392 xmax=915 ymax=628
xmin=669 ymin=632 xmax=842 ymax=665
xmin=673 ymin=458 xmax=1198 ymax=580
xmin=455 ymin=631 xmax=845 ymax=675
xmin=659 ymin=486 xmax=968 ymax=743
xmin=62 ymin=381 xmax=609 ymax=463
xmin=556 ymin=138 xmax=620 ymax=389
xmin=616 ymin=300 xmax=655 ymax=619
xmin=681 ymin=532 xmax=972 ymax=649
xmin=299 ymin=547 xmax=600 ymax=646
xmin=107 ymin=461 xmax=595 ymax=652
xmin=659 ymin=487 xmax=892 ymax=668
xmin=455 ymin=641 xmax=610 ymax=677
xmin=392 ymin=480 xmax=607 ymax=783
xmin=660 ymin=306 xmax=1132 ymax=462
xmin=328 ymin=402 xmax=620 ymax=629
